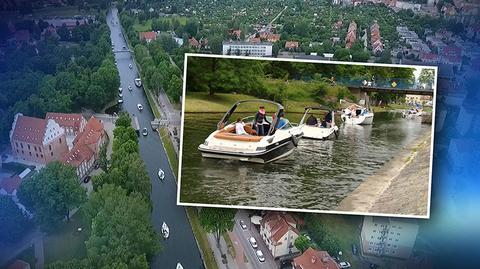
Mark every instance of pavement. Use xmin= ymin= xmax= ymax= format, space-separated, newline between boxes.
xmin=107 ymin=8 xmax=204 ymax=269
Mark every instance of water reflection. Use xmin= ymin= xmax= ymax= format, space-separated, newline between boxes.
xmin=180 ymin=112 xmax=430 ymax=210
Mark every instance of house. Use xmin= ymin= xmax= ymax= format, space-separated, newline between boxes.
xmin=292 ymin=247 xmax=340 ymax=269
xmin=370 ymin=22 xmax=384 ymax=54
xmin=189 ymin=37 xmax=200 ymax=48
xmin=9 ymin=113 xmax=69 ymax=165
xmin=45 ymin=113 xmax=86 ymax=137
xmin=0 ymin=175 xmax=22 ymax=197
xmin=62 ymin=116 xmax=107 ymax=179
xmin=266 ymin=34 xmax=281 ymax=42
xmin=222 ymin=41 xmax=273 ymax=57
xmin=285 ymin=41 xmax=299 ymax=50
xmin=139 ymin=31 xmax=157 ymax=43
xmin=333 ymin=20 xmax=343 ymax=30
xmin=361 ymin=216 xmax=419 ymax=259
xmin=260 ymin=212 xmax=300 ymax=258
xmin=249 ymin=37 xmax=261 ymax=43
xmin=7 ymin=259 xmax=31 ymax=269
xmin=228 ymin=29 xmax=242 ymax=40
xmin=345 ymin=21 xmax=357 ymax=48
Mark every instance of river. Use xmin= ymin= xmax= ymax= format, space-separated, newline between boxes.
xmin=179 ymin=112 xmax=431 ymax=210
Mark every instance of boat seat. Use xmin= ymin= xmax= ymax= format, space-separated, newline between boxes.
xmin=214 ymin=124 xmax=262 ymax=142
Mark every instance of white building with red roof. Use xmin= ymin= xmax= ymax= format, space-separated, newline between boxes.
xmin=45 ymin=112 xmax=86 ymax=137
xmin=292 ymin=247 xmax=340 ymax=269
xmin=139 ymin=31 xmax=157 ymax=43
xmin=62 ymin=116 xmax=107 ymax=179
xmin=260 ymin=212 xmax=301 ymax=258
xmin=9 ymin=113 xmax=69 ymax=165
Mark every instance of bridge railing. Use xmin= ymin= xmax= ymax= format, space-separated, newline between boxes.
xmin=333 ymin=78 xmax=434 ymax=91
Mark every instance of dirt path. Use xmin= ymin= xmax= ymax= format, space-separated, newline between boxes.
xmin=337 ymin=133 xmax=432 ymax=217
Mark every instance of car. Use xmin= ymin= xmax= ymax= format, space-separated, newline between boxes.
xmin=118 ymin=87 xmax=123 ymax=92
xmin=129 ymin=64 xmax=133 ymax=69
xmin=118 ymin=99 xmax=123 ymax=104
xmin=239 ymin=220 xmax=247 ymax=230
xmin=137 ymin=104 xmax=143 ymax=111
xmin=255 ymin=250 xmax=265 ymax=262
xmin=249 ymin=237 xmax=258 ymax=248
xmin=351 ymin=244 xmax=358 ymax=255
xmin=142 ymin=128 xmax=148 ymax=136
xmin=338 ymin=262 xmax=351 ymax=269
xmin=83 ymin=175 xmax=91 ymax=183
xmin=128 ymin=85 xmax=133 ymax=91
xmin=119 ymin=93 xmax=123 ymax=98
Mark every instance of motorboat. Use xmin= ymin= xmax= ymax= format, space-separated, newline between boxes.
xmin=339 ymin=99 xmax=374 ymax=125
xmin=402 ymin=109 xmax=422 ymax=119
xmin=299 ymin=106 xmax=339 ymax=140
xmin=134 ymin=78 xmax=142 ymax=87
xmin=158 ymin=168 xmax=165 ymax=180
xmin=176 ymin=263 xmax=183 ymax=269
xmin=162 ymin=222 xmax=169 ymax=239
xmin=198 ymin=99 xmax=303 ymax=164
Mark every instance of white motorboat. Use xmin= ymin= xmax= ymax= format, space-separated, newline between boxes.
xmin=198 ymin=100 xmax=303 ymax=164
xmin=176 ymin=263 xmax=184 ymax=269
xmin=340 ymin=99 xmax=374 ymax=125
xmin=134 ymin=78 xmax=142 ymax=87
xmin=402 ymin=109 xmax=422 ymax=119
xmin=162 ymin=222 xmax=169 ymax=239
xmin=158 ymin=169 xmax=165 ymax=180
xmin=299 ymin=106 xmax=339 ymax=140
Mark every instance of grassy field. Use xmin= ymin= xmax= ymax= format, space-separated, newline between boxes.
xmin=158 ymin=127 xmax=178 ymax=179
xmin=43 ymin=211 xmax=89 ymax=264
xmin=185 ymin=92 xmax=319 ymax=113
xmin=133 ymin=16 xmax=187 ymax=32
xmin=185 ymin=208 xmax=219 ymax=269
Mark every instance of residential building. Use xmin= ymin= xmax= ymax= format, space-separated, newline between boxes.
xmin=361 ymin=216 xmax=419 ymax=259
xmin=62 ymin=116 xmax=107 ymax=179
xmin=292 ymin=247 xmax=340 ymax=269
xmin=45 ymin=112 xmax=86 ymax=137
xmin=260 ymin=212 xmax=300 ymax=258
xmin=189 ymin=37 xmax=200 ymax=48
xmin=345 ymin=21 xmax=357 ymax=48
xmin=222 ymin=41 xmax=273 ymax=57
xmin=266 ymin=34 xmax=281 ymax=42
xmin=370 ymin=22 xmax=384 ymax=54
xmin=0 ymin=175 xmax=21 ymax=198
xmin=228 ymin=29 xmax=242 ymax=40
xmin=9 ymin=113 xmax=69 ymax=165
xmin=139 ymin=31 xmax=157 ymax=43
xmin=285 ymin=41 xmax=299 ymax=50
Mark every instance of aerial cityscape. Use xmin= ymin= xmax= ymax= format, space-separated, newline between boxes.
xmin=0 ymin=0 xmax=479 ymax=269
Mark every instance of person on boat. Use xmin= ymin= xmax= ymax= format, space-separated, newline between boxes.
xmin=344 ymin=107 xmax=352 ymax=117
xmin=325 ymin=111 xmax=334 ymax=127
xmin=235 ymin=118 xmax=248 ymax=135
xmin=306 ymin=114 xmax=318 ymax=126
xmin=255 ymin=106 xmax=270 ymax=136
xmin=276 ymin=111 xmax=289 ymax=129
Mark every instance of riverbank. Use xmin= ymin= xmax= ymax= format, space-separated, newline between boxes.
xmin=336 ymin=132 xmax=432 ymax=216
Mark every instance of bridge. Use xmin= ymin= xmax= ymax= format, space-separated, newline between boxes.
xmin=334 ymin=77 xmax=435 ymax=95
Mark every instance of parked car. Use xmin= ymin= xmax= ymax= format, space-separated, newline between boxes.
xmin=83 ymin=176 xmax=91 ymax=183
xmin=249 ymin=237 xmax=258 ymax=248
xmin=239 ymin=220 xmax=247 ymax=230
xmin=137 ymin=104 xmax=143 ymax=111
xmin=142 ymin=128 xmax=148 ymax=136
xmin=255 ymin=250 xmax=265 ymax=262
xmin=352 ymin=244 xmax=358 ymax=255
xmin=339 ymin=262 xmax=351 ymax=268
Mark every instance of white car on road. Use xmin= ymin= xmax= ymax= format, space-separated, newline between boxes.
xmin=118 ymin=87 xmax=122 ymax=92
xmin=239 ymin=220 xmax=247 ymax=230
xmin=339 ymin=261 xmax=351 ymax=268
xmin=137 ymin=104 xmax=143 ymax=111
xmin=119 ymin=93 xmax=123 ymax=98
xmin=118 ymin=99 xmax=123 ymax=104
xmin=255 ymin=250 xmax=265 ymax=262
xmin=249 ymin=237 xmax=257 ymax=249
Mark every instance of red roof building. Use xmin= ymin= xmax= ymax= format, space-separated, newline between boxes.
xmin=345 ymin=21 xmax=357 ymax=49
xmin=260 ymin=212 xmax=301 ymax=258
xmin=139 ymin=31 xmax=157 ymax=43
xmin=285 ymin=41 xmax=299 ymax=50
xmin=292 ymin=247 xmax=340 ymax=269
xmin=9 ymin=113 xmax=69 ymax=165
xmin=46 ymin=113 xmax=86 ymax=137
xmin=0 ymin=175 xmax=22 ymax=196
xmin=229 ymin=29 xmax=242 ymax=40
xmin=189 ymin=37 xmax=200 ymax=48
xmin=266 ymin=34 xmax=281 ymax=42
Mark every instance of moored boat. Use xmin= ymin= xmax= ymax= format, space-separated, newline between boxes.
xmin=299 ymin=106 xmax=339 ymax=140
xmin=162 ymin=221 xmax=169 ymax=239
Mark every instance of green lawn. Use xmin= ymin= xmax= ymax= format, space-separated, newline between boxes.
xmin=185 ymin=92 xmax=319 ymax=113
xmin=185 ymin=208 xmax=219 ymax=269
xmin=159 ymin=128 xmax=178 ymax=179
xmin=145 ymin=89 xmax=161 ymax=118
xmin=133 ymin=19 xmax=152 ymax=32
xmin=43 ymin=211 xmax=90 ymax=264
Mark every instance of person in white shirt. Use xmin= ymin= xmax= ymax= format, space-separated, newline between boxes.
xmin=235 ymin=118 xmax=248 ymax=135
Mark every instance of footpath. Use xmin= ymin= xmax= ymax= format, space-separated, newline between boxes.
xmin=337 ymin=133 xmax=431 ymax=216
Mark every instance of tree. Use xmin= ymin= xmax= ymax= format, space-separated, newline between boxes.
xmin=294 ymin=235 xmax=312 ymax=253
xmin=98 ymin=144 xmax=108 ymax=172
xmin=320 ymin=233 xmax=341 ymax=258
xmin=0 ymin=196 xmax=31 ymax=242
xmin=115 ymin=112 xmax=131 ymax=128
xmin=85 ymin=184 xmax=160 ymax=268
xmin=17 ymin=162 xmax=87 ymax=231
xmin=418 ymin=68 xmax=435 ymax=89
xmin=199 ymin=207 xmax=236 ymax=247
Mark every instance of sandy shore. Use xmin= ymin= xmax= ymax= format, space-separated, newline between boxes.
xmin=337 ymin=132 xmax=431 ymax=217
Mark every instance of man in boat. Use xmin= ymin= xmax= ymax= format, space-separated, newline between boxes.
xmin=254 ymin=106 xmax=270 ymax=136
xmin=306 ymin=114 xmax=318 ymax=126
xmin=324 ymin=110 xmax=334 ymax=128
xmin=235 ymin=118 xmax=248 ymax=135
xmin=276 ymin=111 xmax=290 ymax=129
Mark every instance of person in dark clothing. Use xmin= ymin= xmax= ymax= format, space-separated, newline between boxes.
xmin=306 ymin=114 xmax=318 ymax=126
xmin=255 ymin=106 xmax=270 ymax=136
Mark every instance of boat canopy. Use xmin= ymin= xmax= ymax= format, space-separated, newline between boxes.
xmin=217 ymin=99 xmax=284 ymax=136
xmin=300 ymin=106 xmax=334 ymax=125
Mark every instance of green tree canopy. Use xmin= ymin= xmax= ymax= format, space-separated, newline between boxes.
xmin=199 ymin=207 xmax=236 ymax=247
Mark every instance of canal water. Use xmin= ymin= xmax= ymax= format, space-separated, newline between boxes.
xmin=179 ymin=112 xmax=431 ymax=210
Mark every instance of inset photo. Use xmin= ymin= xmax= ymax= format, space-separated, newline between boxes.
xmin=178 ymin=54 xmax=436 ymax=218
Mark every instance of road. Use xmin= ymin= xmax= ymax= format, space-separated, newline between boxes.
xmin=107 ymin=8 xmax=204 ymax=269
xmin=233 ymin=211 xmax=276 ymax=269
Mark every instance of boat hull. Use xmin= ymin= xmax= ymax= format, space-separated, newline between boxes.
xmin=341 ymin=113 xmax=374 ymax=125
xmin=198 ymin=137 xmax=296 ymax=164
xmin=301 ymin=125 xmax=338 ymax=140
